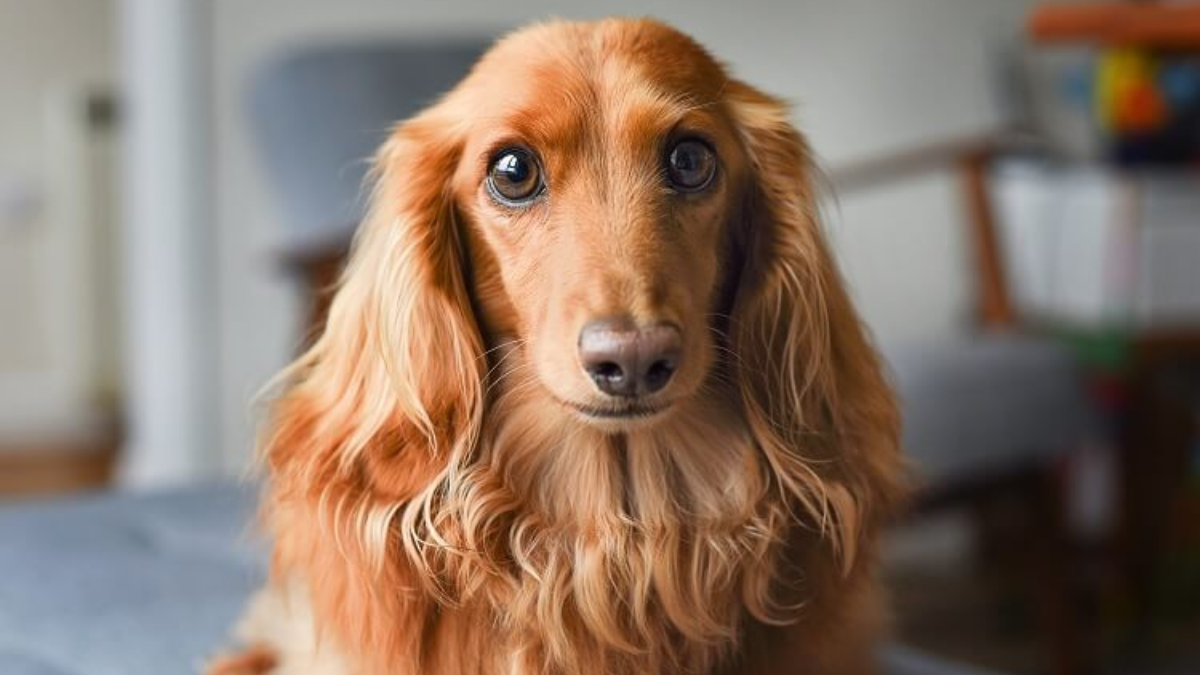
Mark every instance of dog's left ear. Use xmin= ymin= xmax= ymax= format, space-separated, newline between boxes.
xmin=725 ymin=81 xmax=907 ymax=574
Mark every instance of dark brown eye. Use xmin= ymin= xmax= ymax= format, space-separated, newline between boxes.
xmin=487 ymin=148 xmax=543 ymax=205
xmin=665 ymin=139 xmax=716 ymax=192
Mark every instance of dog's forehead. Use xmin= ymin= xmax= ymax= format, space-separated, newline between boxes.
xmin=457 ymin=19 xmax=730 ymax=152
xmin=477 ymin=19 xmax=725 ymax=100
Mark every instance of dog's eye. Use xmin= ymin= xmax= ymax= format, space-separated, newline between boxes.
xmin=488 ymin=148 xmax=543 ymax=205
xmin=665 ymin=139 xmax=716 ymax=192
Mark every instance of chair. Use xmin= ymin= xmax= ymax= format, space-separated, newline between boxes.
xmin=835 ymin=138 xmax=1102 ymax=675
xmin=247 ymin=40 xmax=487 ymax=336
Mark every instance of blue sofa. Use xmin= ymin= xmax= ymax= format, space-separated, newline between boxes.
xmin=0 ymin=484 xmax=1009 ymax=675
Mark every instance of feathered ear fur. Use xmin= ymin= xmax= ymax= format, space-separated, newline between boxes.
xmin=725 ymin=82 xmax=907 ymax=575
xmin=256 ymin=104 xmax=484 ymax=672
xmin=258 ymin=101 xmax=485 ymax=599
xmin=264 ymin=105 xmax=481 ymax=488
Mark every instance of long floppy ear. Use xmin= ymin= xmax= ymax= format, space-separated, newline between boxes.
xmin=726 ymin=82 xmax=907 ymax=575
xmin=262 ymin=104 xmax=483 ymax=506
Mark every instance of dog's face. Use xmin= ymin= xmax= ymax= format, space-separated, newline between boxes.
xmin=442 ymin=23 xmax=750 ymax=430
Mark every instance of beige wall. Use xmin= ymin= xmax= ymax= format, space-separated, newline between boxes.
xmin=0 ymin=0 xmax=116 ymax=434
xmin=208 ymin=0 xmax=1042 ymax=471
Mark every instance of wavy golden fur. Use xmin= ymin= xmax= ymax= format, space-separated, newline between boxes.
xmin=211 ymin=17 xmax=906 ymax=675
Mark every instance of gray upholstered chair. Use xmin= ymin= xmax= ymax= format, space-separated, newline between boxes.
xmin=248 ymin=41 xmax=487 ymax=252
xmin=248 ymin=41 xmax=488 ymax=336
xmin=843 ymin=147 xmax=1103 ymax=675
xmin=885 ymin=334 xmax=1097 ymax=501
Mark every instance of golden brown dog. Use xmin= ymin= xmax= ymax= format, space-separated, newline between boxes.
xmin=211 ymin=17 xmax=906 ymax=675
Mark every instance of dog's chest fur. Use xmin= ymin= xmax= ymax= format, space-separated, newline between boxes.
xmin=250 ymin=399 xmax=804 ymax=675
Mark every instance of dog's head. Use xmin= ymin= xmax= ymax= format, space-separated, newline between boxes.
xmin=329 ymin=19 xmax=844 ymax=433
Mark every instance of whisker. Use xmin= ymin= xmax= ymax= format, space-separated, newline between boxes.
xmin=477 ymin=338 xmax=525 ymax=364
xmin=482 ymin=339 xmax=527 ymax=387
xmin=486 ymin=360 xmax=543 ymax=400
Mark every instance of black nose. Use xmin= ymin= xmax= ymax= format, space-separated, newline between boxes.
xmin=578 ymin=319 xmax=682 ymax=397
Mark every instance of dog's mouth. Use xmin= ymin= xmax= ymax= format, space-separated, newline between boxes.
xmin=558 ymin=398 xmax=673 ymax=424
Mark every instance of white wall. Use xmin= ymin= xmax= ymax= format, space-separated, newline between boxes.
xmin=0 ymin=0 xmax=117 ymax=437
xmin=209 ymin=0 xmax=1043 ymax=474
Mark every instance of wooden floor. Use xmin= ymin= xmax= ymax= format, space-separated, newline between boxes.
xmin=0 ymin=430 xmax=120 ymax=499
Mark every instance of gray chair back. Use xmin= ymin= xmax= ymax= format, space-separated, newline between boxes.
xmin=248 ymin=41 xmax=488 ymax=250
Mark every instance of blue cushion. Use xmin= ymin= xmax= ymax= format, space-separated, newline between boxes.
xmin=884 ymin=335 xmax=1098 ymax=489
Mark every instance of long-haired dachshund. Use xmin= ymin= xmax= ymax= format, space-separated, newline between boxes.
xmin=211 ymin=17 xmax=906 ymax=675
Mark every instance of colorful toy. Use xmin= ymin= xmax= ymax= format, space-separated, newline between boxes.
xmin=1094 ymin=49 xmax=1200 ymax=164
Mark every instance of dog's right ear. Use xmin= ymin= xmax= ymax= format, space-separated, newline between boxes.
xmin=261 ymin=103 xmax=483 ymax=506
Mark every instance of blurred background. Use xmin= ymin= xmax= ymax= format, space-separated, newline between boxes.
xmin=0 ymin=1 xmax=1198 ymax=674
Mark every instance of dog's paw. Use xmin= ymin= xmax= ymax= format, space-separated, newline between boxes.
xmin=204 ymin=645 xmax=279 ymax=675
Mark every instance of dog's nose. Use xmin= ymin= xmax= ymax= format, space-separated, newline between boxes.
xmin=578 ymin=319 xmax=682 ymax=397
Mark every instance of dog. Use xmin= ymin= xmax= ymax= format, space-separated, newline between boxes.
xmin=210 ymin=17 xmax=906 ymax=675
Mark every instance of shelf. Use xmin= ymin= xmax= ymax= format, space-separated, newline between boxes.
xmin=1029 ymin=2 xmax=1200 ymax=49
